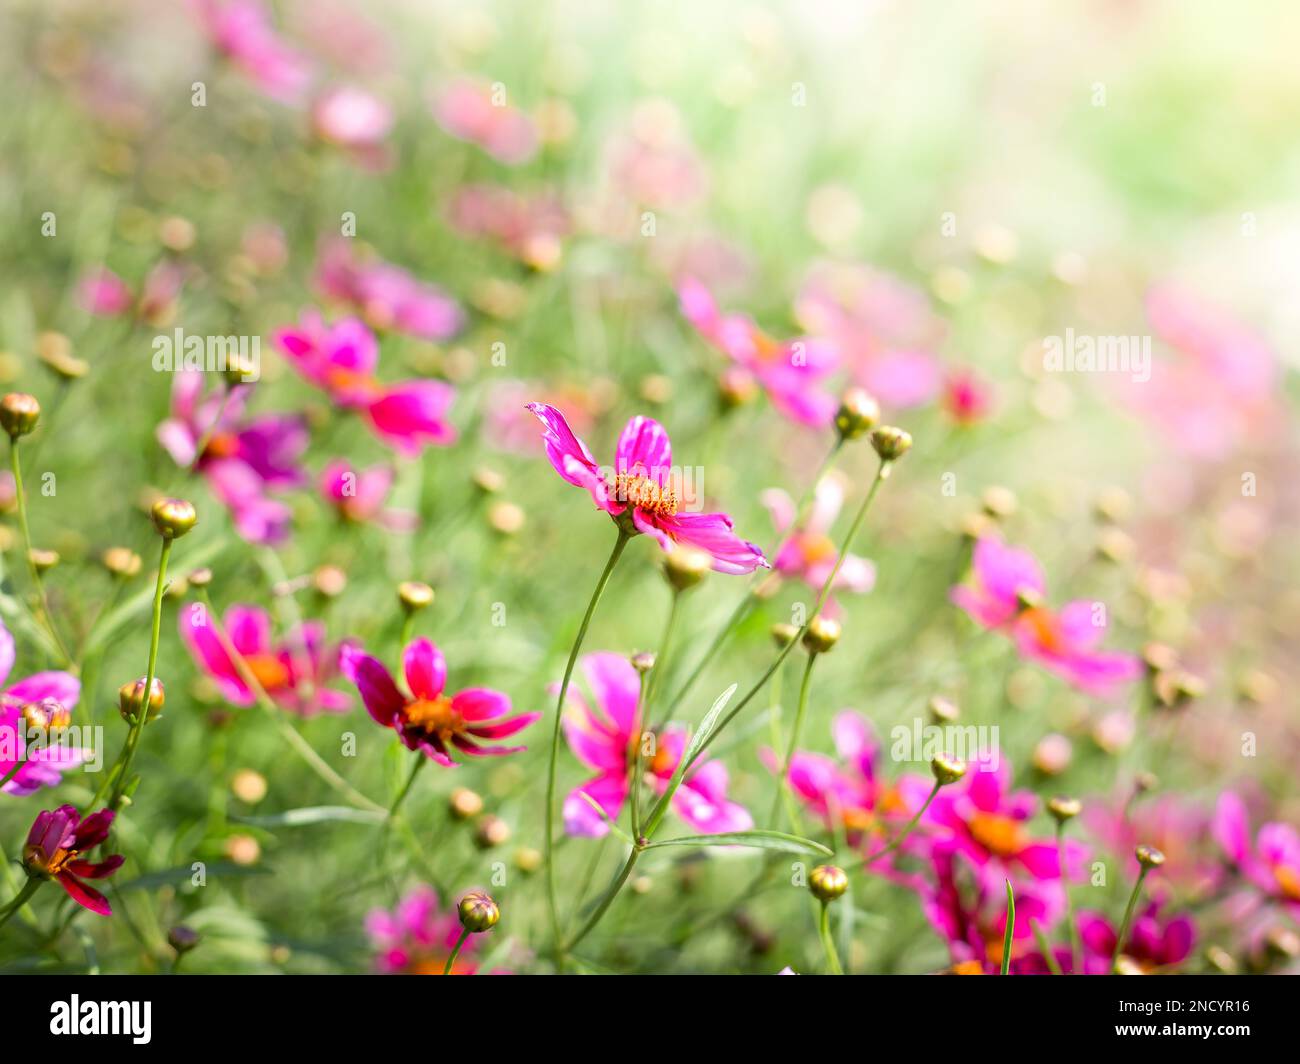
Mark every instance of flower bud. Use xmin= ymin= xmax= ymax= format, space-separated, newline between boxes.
xmin=313 ymin=564 xmax=347 ymax=598
xmin=663 ymin=547 xmax=710 ymax=591
xmin=981 ymin=486 xmax=1017 ymax=518
xmin=398 ymin=581 xmax=434 ymax=613
xmin=472 ymin=467 xmax=504 ymax=494
xmin=834 ymin=388 xmax=880 ymax=441
xmin=1141 ymin=642 xmax=1178 ymax=674
xmin=22 ymin=698 xmax=71 ymax=734
xmin=870 ymin=425 xmax=912 ymax=462
xmin=474 ymin=814 xmax=510 ymax=849
xmin=102 ymin=546 xmax=142 ymax=579
xmin=187 ymin=567 xmax=213 ymax=589
xmin=1047 ymin=796 xmax=1081 ymax=823
xmin=802 ymin=616 xmax=841 ymax=654
xmin=931 ymin=753 xmax=966 ymax=786
xmin=0 ymin=393 xmax=40 ymax=439
xmin=29 ymin=548 xmax=59 ymax=573
xmin=514 ymin=846 xmax=542 ymax=874
xmin=771 ymin=622 xmax=799 ymax=648
xmin=168 ymin=925 xmax=201 ymax=955
xmin=37 ymin=333 xmax=88 ymax=381
xmin=119 ymin=677 xmax=165 ymax=723
xmin=449 ymin=787 xmax=484 ymax=820
xmin=1032 ymin=734 xmax=1073 ymax=776
xmin=1134 ymin=844 xmax=1165 ymax=870
xmin=630 ymin=651 xmax=656 ymax=674
xmin=1204 ymin=945 xmax=1238 ymax=975
xmin=1154 ymin=669 xmax=1205 ymax=709
xmin=808 ymin=864 xmax=849 ymax=902
xmin=151 ymin=497 xmax=197 ymax=539
xmin=928 ymin=696 xmax=959 ymax=724
xmin=231 ymin=768 xmax=268 ymax=804
xmin=487 ymin=500 xmax=525 ymax=534
xmin=457 ymin=889 xmax=500 ymax=933
xmin=223 ymin=351 xmax=258 ymax=388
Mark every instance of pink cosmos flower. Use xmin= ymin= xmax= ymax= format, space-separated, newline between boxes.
xmin=77 ymin=268 xmax=133 ymax=316
xmin=447 ymin=184 xmax=569 ymax=271
xmin=344 ymin=639 xmax=540 ymax=767
xmin=273 ymin=310 xmax=457 ymax=455
xmin=366 ymin=885 xmax=504 ymax=974
xmin=526 ymin=402 xmax=767 ymax=575
xmin=157 ymin=369 xmax=308 ymax=544
xmin=192 ymin=0 xmax=313 ymax=104
xmin=432 ymin=78 xmax=538 ymax=165
xmin=181 ymin=605 xmax=353 ymax=717
xmin=560 ymin=652 xmax=751 ymax=837
xmin=0 ymin=620 xmax=84 ymax=796
xmin=950 ymin=536 xmax=1141 ymax=697
xmin=761 ymin=476 xmax=875 ymax=611
xmin=319 ymin=460 xmax=415 ymax=531
xmin=1213 ymin=792 xmax=1300 ymax=918
xmin=1083 ymin=793 xmax=1220 ymax=899
xmin=760 ymin=712 xmax=928 ymax=851
xmin=312 ymin=86 xmax=394 ymax=169
xmin=78 ymin=262 xmax=185 ymax=326
xmin=602 ymin=101 xmax=707 ymax=210
xmin=1072 ymin=904 xmax=1195 ymax=974
xmin=314 ymin=239 xmax=463 ymax=342
xmin=679 ymin=277 xmax=840 ymax=427
xmin=795 ymin=261 xmax=945 ymax=409
xmin=22 ymin=806 xmax=124 ymax=916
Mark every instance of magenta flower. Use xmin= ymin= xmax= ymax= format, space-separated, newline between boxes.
xmin=77 ymin=268 xmax=133 ymax=316
xmin=1083 ymin=793 xmax=1220 ymax=898
xmin=22 ymin=806 xmax=124 ymax=916
xmin=759 ymin=712 xmax=927 ymax=851
xmin=366 ymin=886 xmax=504 ymax=974
xmin=951 ymin=536 xmax=1140 ymax=697
xmin=181 ymin=605 xmax=353 ymax=716
xmin=0 ymin=620 xmax=84 ymax=796
xmin=314 ymin=239 xmax=463 ymax=342
xmin=527 ymin=402 xmax=767 ymax=575
xmin=274 ymin=311 xmax=457 ymax=455
xmin=344 ymin=639 xmax=539 ymax=767
xmin=560 ymin=652 xmax=751 ymax=837
xmin=941 ymin=367 xmax=995 ymax=426
xmin=432 ymin=78 xmax=538 ymax=165
xmin=1213 ymin=792 xmax=1300 ymax=917
xmin=1073 ymin=904 xmax=1195 ymax=974
xmin=192 ymin=0 xmax=313 ymax=104
xmin=157 ymin=369 xmax=308 ymax=544
xmin=679 ymin=277 xmax=840 ymax=427
xmin=319 ymin=460 xmax=415 ymax=531
xmin=761 ymin=476 xmax=875 ymax=610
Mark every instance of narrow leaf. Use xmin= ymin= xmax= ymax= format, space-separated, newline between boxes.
xmin=232 ymin=806 xmax=385 ymax=827
xmin=646 ymin=829 xmax=833 ymax=857
xmin=1001 ymin=879 xmax=1015 ymax=976
xmin=574 ymin=790 xmax=634 ymax=845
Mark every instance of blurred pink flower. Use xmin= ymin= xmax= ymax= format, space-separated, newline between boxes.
xmin=343 ymin=639 xmax=539 ymax=766
xmin=314 ymin=240 xmax=463 ymax=341
xmin=1075 ymin=904 xmax=1195 ymax=974
xmin=312 ymin=86 xmax=394 ymax=169
xmin=1214 ymin=792 xmax=1300 ymax=918
xmin=679 ymin=277 xmax=840 ymax=427
xmin=319 ymin=459 xmax=415 ymax=531
xmin=192 ymin=0 xmax=313 ymax=103
xmin=941 ymin=367 xmax=995 ymax=426
xmin=22 ymin=806 xmax=123 ymax=917
xmin=761 ymin=476 xmax=875 ymax=611
xmin=78 ymin=262 xmax=185 ymax=325
xmin=603 ymin=101 xmax=707 ymax=210
xmin=432 ymin=79 xmax=538 ymax=165
xmin=366 ymin=886 xmax=503 ymax=974
xmin=157 ymin=369 xmax=307 ymax=544
xmin=1083 ymin=793 xmax=1220 ymax=898
xmin=951 ymin=537 xmax=1140 ymax=697
xmin=0 ymin=619 xmax=84 ymax=797
xmin=527 ymin=402 xmax=768 ymax=575
xmin=560 ymin=652 xmax=752 ymax=837
xmin=447 ymin=184 xmax=569 ymax=270
xmin=181 ymin=604 xmax=353 ymax=717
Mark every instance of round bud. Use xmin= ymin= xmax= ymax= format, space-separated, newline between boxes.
xmin=151 ymin=497 xmax=197 ymax=539
xmin=102 ymin=546 xmax=142 ymax=579
xmin=1032 ymin=733 xmax=1073 ymax=776
xmin=168 ymin=925 xmax=201 ymax=955
xmin=630 ymin=652 xmax=656 ymax=674
xmin=1141 ymin=642 xmax=1178 ymax=674
xmin=1204 ymin=945 xmax=1238 ymax=975
xmin=472 ymin=467 xmax=504 ymax=494
xmin=770 ymin=622 xmax=799 ymax=649
xmin=313 ymin=564 xmax=347 ymax=598
xmin=231 ymin=768 xmax=268 ymax=804
xmin=928 ymin=695 xmax=959 ymax=724
xmin=29 ymin=548 xmax=59 ymax=573
xmin=931 ymin=753 xmax=967 ymax=786
xmin=457 ymin=890 xmax=500 ymax=933
xmin=119 ymin=677 xmax=165 ymax=723
xmin=664 ymin=547 xmax=710 ymax=591
xmin=808 ymin=865 xmax=849 ymax=902
xmin=37 ymin=333 xmax=89 ymax=381
xmin=802 ymin=616 xmax=841 ymax=655
xmin=22 ymin=698 xmax=71 ymax=734
xmin=187 ymin=567 xmax=213 ymax=589
xmin=487 ymin=500 xmax=525 ymax=535
xmin=834 ymin=388 xmax=880 ymax=441
xmin=398 ymin=581 xmax=434 ymax=613
xmin=981 ymin=486 xmax=1017 ymax=518
xmin=870 ymin=425 xmax=912 ymax=462
xmin=514 ymin=846 xmax=542 ymax=874
xmin=474 ymin=814 xmax=510 ymax=849
xmin=0 ymin=393 xmax=40 ymax=439
xmin=1135 ymin=844 xmax=1166 ymax=870
xmin=449 ymin=787 xmax=484 ymax=820
xmin=1047 ymin=796 xmax=1082 ymax=823
xmin=223 ymin=352 xmax=258 ymax=388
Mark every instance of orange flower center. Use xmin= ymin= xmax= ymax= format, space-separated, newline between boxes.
xmin=1019 ymin=607 xmax=1064 ymax=653
xmin=798 ymin=533 xmax=837 ymax=565
xmin=947 ymin=959 xmax=986 ymax=976
xmin=1274 ymin=864 xmax=1300 ymax=901
xmin=203 ymin=432 xmax=241 ymax=460
xmin=842 ymin=807 xmax=877 ymax=834
xmin=968 ymin=812 xmax=1026 ymax=857
xmin=611 ymin=473 xmax=679 ymax=517
xmin=24 ymin=844 xmax=78 ymax=877
xmin=244 ymin=653 xmax=291 ymax=692
xmin=324 ymin=366 xmax=381 ymax=401
xmin=404 ymin=696 xmax=464 ymax=744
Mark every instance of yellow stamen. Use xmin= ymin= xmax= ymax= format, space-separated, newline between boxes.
xmin=611 ymin=473 xmax=679 ymax=517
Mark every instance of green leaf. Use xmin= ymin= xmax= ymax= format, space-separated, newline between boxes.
xmin=643 ymin=683 xmax=737 ymax=835
xmin=646 ymin=830 xmax=833 ymax=857
xmin=573 ymin=790 xmax=634 ymax=845
xmin=231 ymin=806 xmax=386 ymax=828
xmin=1001 ymin=879 xmax=1015 ymax=976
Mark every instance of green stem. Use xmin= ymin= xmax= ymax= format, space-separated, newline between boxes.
xmin=810 ymin=459 xmax=888 ymax=621
xmin=818 ymin=900 xmax=844 ymax=975
xmin=629 ymin=669 xmax=649 ymax=839
xmin=0 ymin=878 xmax=41 ymax=930
xmin=545 ymin=526 xmax=631 ymax=960
xmin=644 ymin=589 xmax=682 ymax=732
xmin=769 ymin=651 xmax=818 ymax=828
xmin=1057 ymin=823 xmax=1081 ymax=972
xmin=187 ymin=385 xmax=236 ymax=473
xmin=8 ymin=437 xmax=71 ymax=665
xmin=389 ymin=754 xmax=427 ymax=821
xmin=443 ymin=927 xmax=472 ymax=975
xmin=1111 ymin=867 xmax=1150 ymax=973
xmin=864 ymin=780 xmax=941 ymax=865
xmin=564 ymin=843 xmax=642 ymax=955
xmin=1031 ymin=919 xmax=1063 ymax=975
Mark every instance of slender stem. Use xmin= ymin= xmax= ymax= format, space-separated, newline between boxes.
xmin=644 ymin=589 xmax=681 ymax=732
xmin=864 ymin=780 xmax=941 ymax=865
xmin=196 ymin=590 xmax=384 ymax=814
xmin=629 ymin=669 xmax=649 ymax=839
xmin=187 ymin=385 xmax=236 ymax=473
xmin=818 ymin=900 xmax=844 ymax=975
xmin=443 ymin=927 xmax=472 ymax=975
xmin=1111 ymin=867 xmax=1151 ymax=972
xmin=810 ymin=459 xmax=888 ymax=621
xmin=564 ymin=843 xmax=641 ymax=954
xmin=545 ymin=527 xmax=631 ymax=959
xmin=0 ymin=878 xmax=41 ymax=930
xmin=1057 ymin=823 xmax=1081 ymax=971
xmin=400 ymin=614 xmax=415 ymax=647
xmin=8 ymin=437 xmax=71 ymax=665
xmin=769 ymin=651 xmax=818 ymax=828
xmin=1031 ymin=919 xmax=1063 ymax=975
xmin=388 ymin=754 xmax=427 ymax=821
